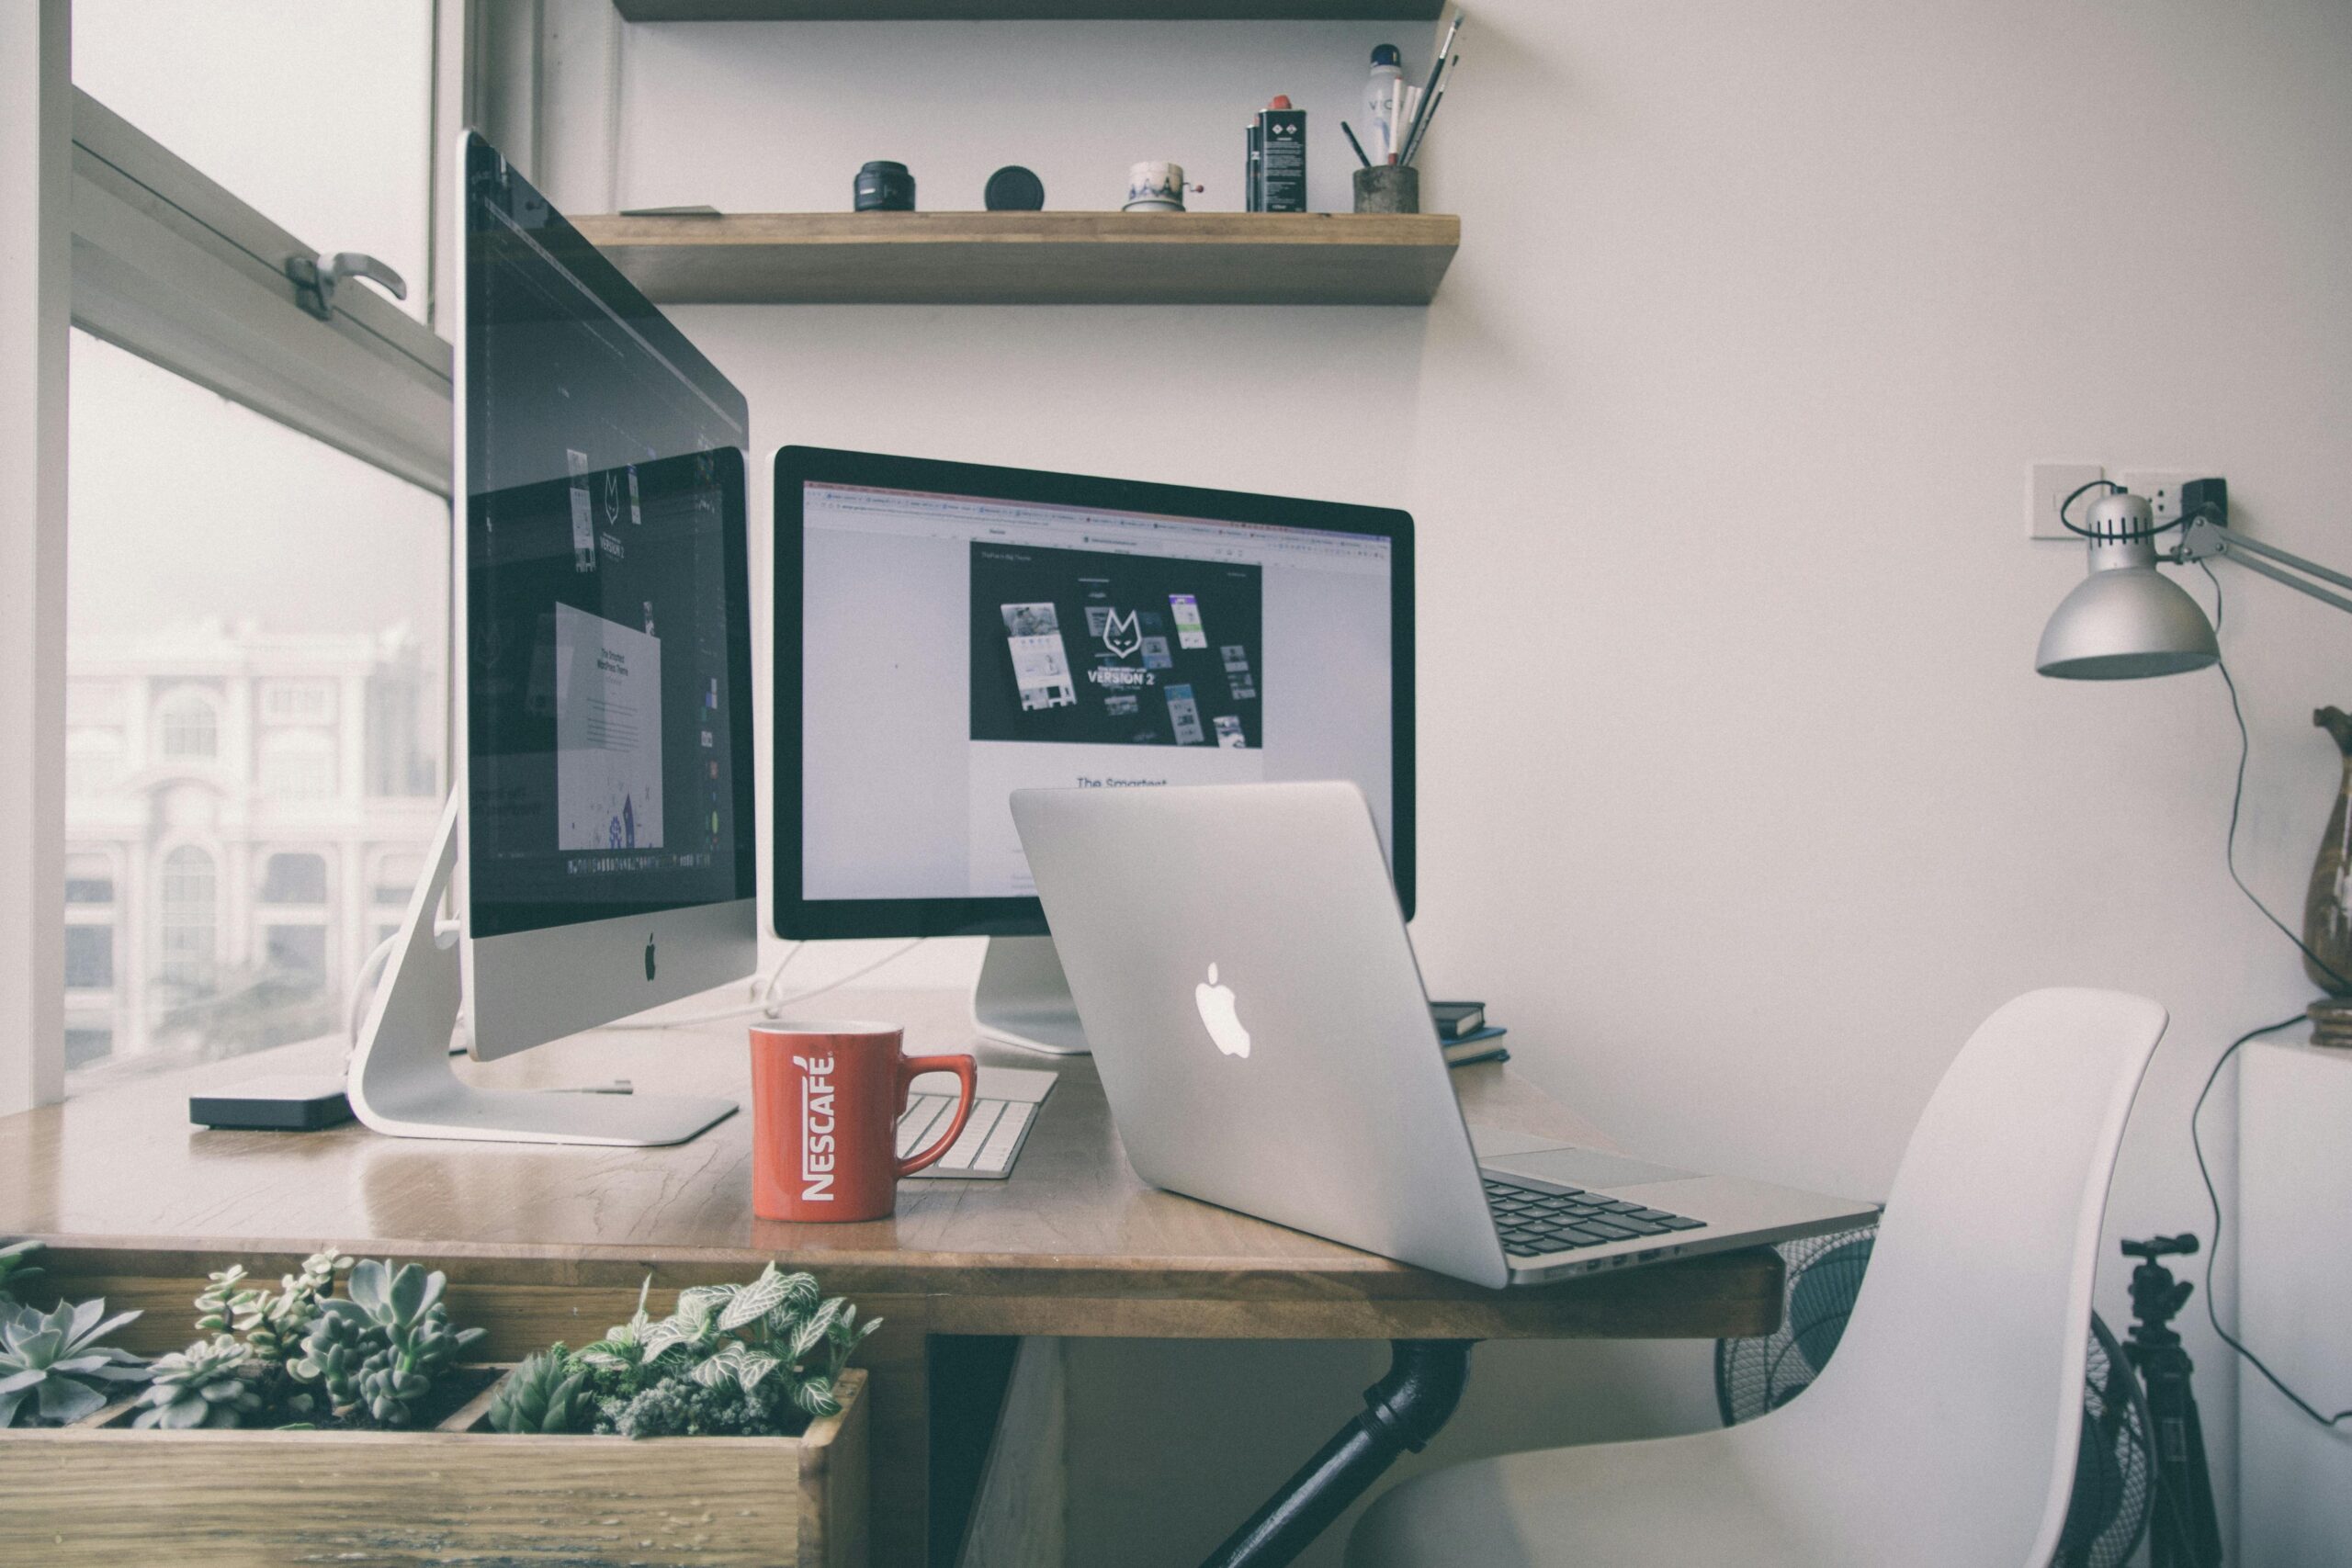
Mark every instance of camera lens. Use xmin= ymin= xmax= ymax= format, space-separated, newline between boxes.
xmin=854 ymin=161 xmax=915 ymax=212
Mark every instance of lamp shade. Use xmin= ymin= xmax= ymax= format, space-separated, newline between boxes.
xmin=2035 ymin=560 xmax=2219 ymax=679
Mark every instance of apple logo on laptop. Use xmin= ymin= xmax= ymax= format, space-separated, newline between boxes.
xmin=643 ymin=933 xmax=657 ymax=983
xmin=1194 ymin=964 xmax=1251 ymax=1058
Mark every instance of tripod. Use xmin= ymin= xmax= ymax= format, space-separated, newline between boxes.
xmin=2121 ymin=1235 xmax=2222 ymax=1568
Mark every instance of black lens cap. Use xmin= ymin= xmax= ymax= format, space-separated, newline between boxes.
xmin=984 ymin=165 xmax=1046 ymax=211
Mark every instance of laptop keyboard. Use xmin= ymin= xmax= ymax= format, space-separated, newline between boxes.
xmin=1482 ymin=1174 xmax=1706 ymax=1256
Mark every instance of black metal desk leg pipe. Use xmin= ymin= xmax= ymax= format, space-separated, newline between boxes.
xmin=1199 ymin=1339 xmax=1476 ymax=1568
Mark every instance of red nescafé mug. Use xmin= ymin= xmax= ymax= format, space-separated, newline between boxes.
xmin=749 ymin=1021 xmax=977 ymax=1223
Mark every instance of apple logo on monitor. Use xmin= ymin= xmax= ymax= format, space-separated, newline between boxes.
xmin=1194 ymin=964 xmax=1250 ymax=1059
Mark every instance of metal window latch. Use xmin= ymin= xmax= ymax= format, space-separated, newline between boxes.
xmin=285 ymin=251 xmax=407 ymax=321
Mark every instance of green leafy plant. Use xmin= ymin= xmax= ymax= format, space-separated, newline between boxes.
xmin=290 ymin=1258 xmax=485 ymax=1428
xmin=130 ymin=1336 xmax=266 ymax=1430
xmin=0 ymin=1297 xmax=148 ymax=1427
xmin=485 ymin=1347 xmax=594 ymax=1436
xmin=0 ymin=1239 xmax=43 ymax=1305
xmin=550 ymin=1263 xmax=878 ymax=1438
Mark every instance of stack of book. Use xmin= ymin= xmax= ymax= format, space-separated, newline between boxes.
xmin=1430 ymin=999 xmax=1508 ymax=1067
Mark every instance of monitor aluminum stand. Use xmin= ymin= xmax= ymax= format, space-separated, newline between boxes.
xmin=971 ymin=934 xmax=1091 ymax=1055
xmin=347 ymin=796 xmax=737 ymax=1145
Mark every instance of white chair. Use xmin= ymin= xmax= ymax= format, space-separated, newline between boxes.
xmin=1348 ymin=987 xmax=2168 ymax=1568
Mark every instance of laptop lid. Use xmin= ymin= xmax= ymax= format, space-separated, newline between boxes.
xmin=1011 ymin=781 xmax=1511 ymax=1289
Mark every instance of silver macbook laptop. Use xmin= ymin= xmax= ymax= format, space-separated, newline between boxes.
xmin=1011 ymin=781 xmax=1879 ymax=1290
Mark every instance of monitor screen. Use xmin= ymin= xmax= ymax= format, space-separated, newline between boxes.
xmin=461 ymin=136 xmax=755 ymax=941
xmin=774 ymin=448 xmax=1413 ymax=939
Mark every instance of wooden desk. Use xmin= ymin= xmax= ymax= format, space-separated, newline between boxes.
xmin=0 ymin=987 xmax=1779 ymax=1567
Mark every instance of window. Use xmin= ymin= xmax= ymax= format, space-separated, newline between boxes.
xmin=157 ymin=690 xmax=220 ymax=761
xmin=66 ymin=336 xmax=446 ymax=1089
xmin=63 ymin=1030 xmax=115 ymax=1072
xmin=71 ymin=1 xmax=435 ymax=325
xmin=263 ymin=924 xmax=328 ymax=981
xmin=261 ymin=852 xmax=329 ymax=906
xmin=64 ymin=854 xmax=116 ymax=906
xmin=258 ymin=730 xmax=336 ymax=801
xmin=36 ymin=7 xmax=458 ymax=1101
xmin=262 ymin=682 xmax=334 ymax=723
xmin=372 ymin=852 xmax=424 ymax=905
xmin=157 ymin=845 xmax=219 ymax=989
xmin=64 ymin=927 xmax=115 ymax=991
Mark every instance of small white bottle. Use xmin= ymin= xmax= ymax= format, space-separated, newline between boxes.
xmin=1365 ymin=43 xmax=1406 ymax=163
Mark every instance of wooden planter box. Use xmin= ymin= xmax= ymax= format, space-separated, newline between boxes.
xmin=0 ymin=1364 xmax=866 ymax=1568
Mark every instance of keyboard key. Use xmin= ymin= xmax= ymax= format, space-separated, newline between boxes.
xmin=896 ymin=1095 xmax=952 ymax=1156
xmin=1659 ymin=1215 xmax=1706 ymax=1230
xmin=973 ymin=1102 xmax=1033 ymax=1174
xmin=1577 ymin=1219 xmax=1638 ymax=1240
xmin=934 ymin=1100 xmax=1006 ymax=1171
xmin=1611 ymin=1217 xmax=1669 ymax=1236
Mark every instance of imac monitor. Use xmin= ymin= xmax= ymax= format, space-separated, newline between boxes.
xmin=773 ymin=446 xmax=1412 ymax=1054
xmin=346 ymin=132 xmax=755 ymax=1145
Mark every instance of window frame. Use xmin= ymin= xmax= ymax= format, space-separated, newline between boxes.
xmin=0 ymin=0 xmax=481 ymax=1109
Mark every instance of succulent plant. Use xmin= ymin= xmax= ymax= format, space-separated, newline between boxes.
xmin=290 ymin=1258 xmax=484 ymax=1428
xmin=0 ymin=1297 xmax=148 ymax=1427
xmin=131 ymin=1336 xmax=266 ymax=1430
xmin=486 ymin=1348 xmax=594 ymax=1435
xmin=0 ymin=1239 xmax=43 ymax=1305
xmin=195 ymin=1249 xmax=350 ymax=1367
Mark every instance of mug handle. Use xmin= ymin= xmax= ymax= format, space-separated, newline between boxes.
xmin=896 ymin=1054 xmax=978 ymax=1177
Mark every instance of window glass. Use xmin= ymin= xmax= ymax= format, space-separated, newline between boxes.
xmin=157 ymin=691 xmax=220 ymax=760
xmin=64 ymin=333 xmax=447 ymax=1092
xmin=70 ymin=0 xmax=435 ymax=322
xmin=265 ymin=925 xmax=330 ymax=982
xmin=64 ymin=927 xmax=115 ymax=991
xmin=64 ymin=854 xmax=116 ymax=907
xmin=158 ymin=846 xmax=218 ymax=989
xmin=64 ymin=1029 xmax=115 ymax=1072
xmin=261 ymin=853 xmax=331 ymax=906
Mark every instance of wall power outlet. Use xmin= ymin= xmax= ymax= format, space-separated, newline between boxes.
xmin=2115 ymin=470 xmax=2215 ymax=528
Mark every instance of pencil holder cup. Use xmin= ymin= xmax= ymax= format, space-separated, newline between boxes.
xmin=1352 ymin=165 xmax=1420 ymax=214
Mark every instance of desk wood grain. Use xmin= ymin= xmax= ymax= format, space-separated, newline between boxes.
xmin=1 ymin=987 xmax=1779 ymax=1567
xmin=0 ymin=987 xmax=1778 ymax=1342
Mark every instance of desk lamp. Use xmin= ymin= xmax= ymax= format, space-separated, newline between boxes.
xmin=2035 ymin=479 xmax=2352 ymax=679
xmin=2034 ymin=475 xmax=2352 ymax=1019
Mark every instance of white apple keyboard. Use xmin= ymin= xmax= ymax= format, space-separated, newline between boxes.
xmin=898 ymin=1066 xmax=1057 ymax=1180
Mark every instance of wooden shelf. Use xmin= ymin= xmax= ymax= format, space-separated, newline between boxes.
xmin=615 ymin=1 xmax=1443 ymax=19
xmin=570 ymin=210 xmax=1459 ymax=305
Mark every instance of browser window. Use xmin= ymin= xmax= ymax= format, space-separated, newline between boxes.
xmin=800 ymin=482 xmax=1394 ymax=901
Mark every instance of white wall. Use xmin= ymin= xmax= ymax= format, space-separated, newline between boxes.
xmin=556 ymin=3 xmax=2352 ymax=1560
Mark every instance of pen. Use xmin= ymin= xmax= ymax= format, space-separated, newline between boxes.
xmin=1402 ymin=54 xmax=1459 ymax=166
xmin=1341 ymin=119 xmax=1373 ymax=168
xmin=1402 ymin=84 xmax=1446 ymax=166
xmin=1399 ymin=11 xmax=1464 ymax=164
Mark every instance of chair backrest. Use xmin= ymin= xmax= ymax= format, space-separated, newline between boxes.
xmin=1735 ymin=988 xmax=2167 ymax=1568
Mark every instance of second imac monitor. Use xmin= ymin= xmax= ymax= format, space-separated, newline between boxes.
xmin=772 ymin=447 xmax=1414 ymax=1054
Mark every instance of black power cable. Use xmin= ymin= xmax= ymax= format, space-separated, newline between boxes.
xmin=2187 ymin=562 xmax=2352 ymax=1429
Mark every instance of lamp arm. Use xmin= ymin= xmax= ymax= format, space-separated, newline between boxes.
xmin=2176 ymin=515 xmax=2352 ymax=619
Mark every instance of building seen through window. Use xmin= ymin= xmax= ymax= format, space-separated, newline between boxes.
xmin=65 ymin=323 xmax=447 ymax=1091
xmin=63 ymin=621 xmax=442 ymax=1082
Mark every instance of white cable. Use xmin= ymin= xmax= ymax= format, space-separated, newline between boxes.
xmin=601 ymin=938 xmax=925 ymax=1032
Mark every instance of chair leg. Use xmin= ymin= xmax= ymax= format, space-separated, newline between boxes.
xmin=1199 ymin=1339 xmax=1476 ymax=1568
